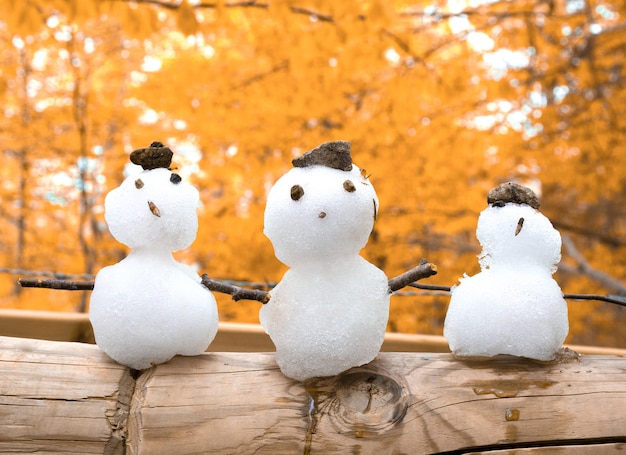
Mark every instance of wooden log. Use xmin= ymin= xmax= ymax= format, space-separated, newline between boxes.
xmin=0 ymin=336 xmax=129 ymax=454
xmin=0 ymin=336 xmax=625 ymax=454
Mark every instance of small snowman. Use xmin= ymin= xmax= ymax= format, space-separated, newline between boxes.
xmin=260 ymin=141 xmax=390 ymax=381
xmin=443 ymin=182 xmax=569 ymax=361
xmin=89 ymin=142 xmax=218 ymax=370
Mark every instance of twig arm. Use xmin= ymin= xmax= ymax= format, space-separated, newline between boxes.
xmin=387 ymin=260 xmax=438 ymax=293
xmin=563 ymin=293 xmax=626 ymax=307
xmin=17 ymin=278 xmax=95 ymax=291
xmin=408 ymin=282 xmax=626 ymax=308
xmin=409 ymin=283 xmax=452 ymax=292
xmin=17 ymin=274 xmax=626 ymax=307
xmin=200 ymin=275 xmax=271 ymax=304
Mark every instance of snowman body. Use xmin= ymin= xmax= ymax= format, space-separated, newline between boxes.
xmin=90 ymin=167 xmax=218 ymax=370
xmin=444 ymin=203 xmax=569 ymax=361
xmin=261 ymin=154 xmax=389 ymax=381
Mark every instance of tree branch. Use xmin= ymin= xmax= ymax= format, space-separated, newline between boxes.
xmin=552 ymin=221 xmax=626 ymax=248
xmin=18 ymin=267 xmax=626 ymax=308
xmin=200 ymin=274 xmax=271 ymax=304
xmin=408 ymin=283 xmax=626 ymax=307
xmin=564 ymin=293 xmax=626 ymax=308
xmin=409 ymin=283 xmax=451 ymax=292
xmin=17 ymin=278 xmax=94 ymax=291
xmin=388 ymin=260 xmax=438 ymax=293
xmin=561 ymin=234 xmax=626 ymax=294
xmin=127 ymin=0 xmax=336 ymax=23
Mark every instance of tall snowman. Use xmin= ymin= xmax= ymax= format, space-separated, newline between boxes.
xmin=89 ymin=142 xmax=219 ymax=370
xmin=260 ymin=141 xmax=390 ymax=381
xmin=444 ymin=182 xmax=569 ymax=361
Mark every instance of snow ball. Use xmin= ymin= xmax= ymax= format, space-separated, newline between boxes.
xmin=264 ymin=165 xmax=378 ymax=267
xmin=444 ymin=268 xmax=568 ymax=360
xmin=477 ymin=204 xmax=561 ymax=272
xmin=105 ymin=167 xmax=199 ymax=251
xmin=260 ymin=257 xmax=390 ymax=381
xmin=90 ymin=253 xmax=218 ymax=370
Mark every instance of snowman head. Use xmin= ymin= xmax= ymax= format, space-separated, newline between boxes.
xmin=264 ymin=141 xmax=379 ymax=266
xmin=477 ymin=183 xmax=561 ymax=271
xmin=104 ymin=143 xmax=199 ymax=252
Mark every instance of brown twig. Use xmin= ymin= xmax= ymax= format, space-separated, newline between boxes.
xmin=563 ymin=293 xmax=626 ymax=308
xmin=409 ymin=283 xmax=451 ymax=292
xmin=409 ymin=283 xmax=626 ymax=308
xmin=18 ymin=273 xmax=626 ymax=308
xmin=387 ymin=260 xmax=438 ymax=293
xmin=17 ymin=278 xmax=94 ymax=291
xmin=200 ymin=274 xmax=271 ymax=304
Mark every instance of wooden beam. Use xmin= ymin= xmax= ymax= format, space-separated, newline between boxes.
xmin=0 ymin=336 xmax=624 ymax=454
xmin=0 ymin=336 xmax=128 ymax=454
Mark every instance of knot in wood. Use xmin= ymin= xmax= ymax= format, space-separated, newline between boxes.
xmin=321 ymin=366 xmax=408 ymax=435
xmin=130 ymin=142 xmax=174 ymax=170
xmin=487 ymin=182 xmax=540 ymax=209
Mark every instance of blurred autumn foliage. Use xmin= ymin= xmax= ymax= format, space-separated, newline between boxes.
xmin=0 ymin=0 xmax=624 ymax=347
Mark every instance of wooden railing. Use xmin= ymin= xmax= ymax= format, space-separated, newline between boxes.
xmin=0 ymin=310 xmax=624 ymax=454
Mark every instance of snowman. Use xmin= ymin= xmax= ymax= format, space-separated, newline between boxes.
xmin=89 ymin=142 xmax=219 ymax=370
xmin=260 ymin=141 xmax=390 ymax=381
xmin=443 ymin=182 xmax=569 ymax=361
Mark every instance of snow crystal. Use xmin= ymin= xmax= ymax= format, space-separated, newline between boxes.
xmin=261 ymin=162 xmax=389 ymax=381
xmin=89 ymin=167 xmax=218 ymax=370
xmin=444 ymin=203 xmax=569 ymax=361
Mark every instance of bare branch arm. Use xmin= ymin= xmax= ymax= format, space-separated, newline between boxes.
xmin=563 ymin=293 xmax=626 ymax=308
xmin=387 ymin=260 xmax=438 ymax=293
xmin=17 ymin=278 xmax=94 ymax=291
xmin=200 ymin=275 xmax=271 ymax=304
xmin=18 ymin=273 xmax=626 ymax=307
xmin=408 ymin=282 xmax=626 ymax=307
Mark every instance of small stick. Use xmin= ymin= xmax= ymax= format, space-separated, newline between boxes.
xmin=387 ymin=260 xmax=438 ymax=293
xmin=563 ymin=293 xmax=626 ymax=308
xmin=409 ymin=282 xmax=626 ymax=308
xmin=409 ymin=283 xmax=452 ymax=292
xmin=17 ymin=278 xmax=94 ymax=291
xmin=18 ymin=275 xmax=626 ymax=307
xmin=200 ymin=274 xmax=271 ymax=304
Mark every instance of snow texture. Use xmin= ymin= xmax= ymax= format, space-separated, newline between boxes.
xmin=89 ymin=168 xmax=218 ymax=370
xmin=444 ymin=203 xmax=569 ymax=361
xmin=261 ymin=164 xmax=390 ymax=381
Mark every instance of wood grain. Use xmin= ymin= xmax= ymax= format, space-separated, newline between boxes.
xmin=0 ymin=335 xmax=624 ymax=454
xmin=0 ymin=336 xmax=127 ymax=454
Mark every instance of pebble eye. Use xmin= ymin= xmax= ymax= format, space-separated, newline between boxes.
xmin=343 ymin=180 xmax=356 ymax=193
xmin=291 ymin=184 xmax=304 ymax=201
xmin=170 ymin=173 xmax=182 ymax=184
xmin=134 ymin=178 xmax=144 ymax=189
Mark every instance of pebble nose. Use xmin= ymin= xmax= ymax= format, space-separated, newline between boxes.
xmin=148 ymin=201 xmax=161 ymax=217
xmin=318 ymin=211 xmax=327 ymax=218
